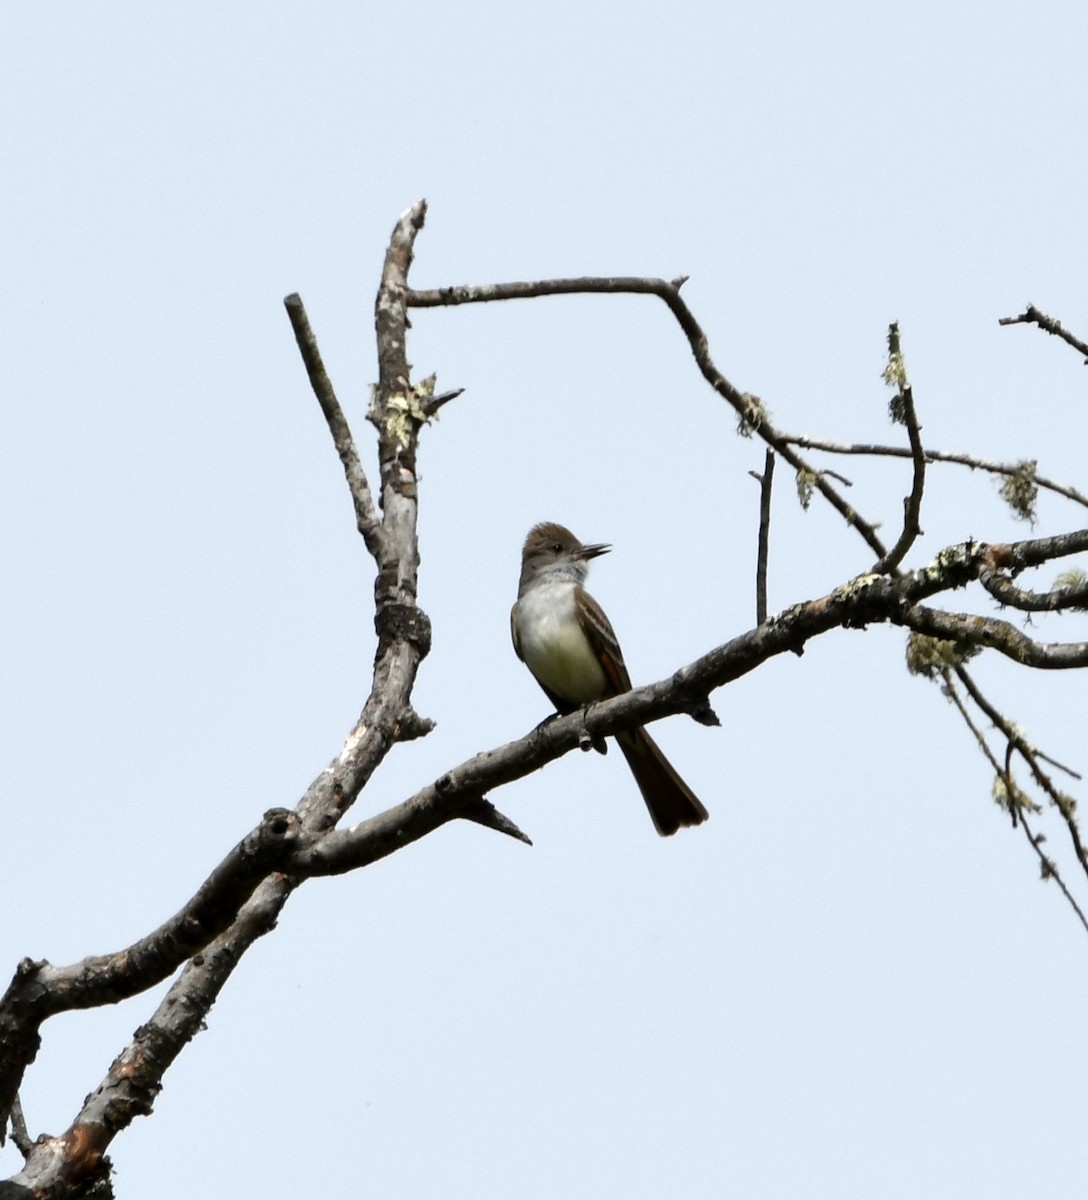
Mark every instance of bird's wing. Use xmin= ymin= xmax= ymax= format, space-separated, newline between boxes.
xmin=510 ymin=604 xmax=524 ymax=661
xmin=575 ymin=586 xmax=633 ymax=695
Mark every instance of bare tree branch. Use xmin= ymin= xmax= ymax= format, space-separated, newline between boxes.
xmin=407 ymin=275 xmax=892 ymax=564
xmin=980 ymin=569 xmax=1088 ymax=612
xmin=899 ymin=605 xmax=1088 ymax=669
xmin=954 ymin=667 xmax=1088 ymax=881
xmin=284 ymin=292 xmax=386 ymax=561
xmin=999 ymin=304 xmax=1088 ymax=363
xmin=781 ymin=437 xmax=1088 ymax=512
xmin=942 ymin=673 xmax=1088 ymax=931
xmin=749 ymin=449 xmax=775 ymax=624
xmin=873 ymin=322 xmax=926 ymax=574
xmin=8 ymin=1096 xmax=30 ymax=1158
xmin=1016 ymin=812 xmax=1088 ymax=928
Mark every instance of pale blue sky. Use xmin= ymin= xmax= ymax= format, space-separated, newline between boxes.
xmin=3 ymin=3 xmax=1088 ymax=1196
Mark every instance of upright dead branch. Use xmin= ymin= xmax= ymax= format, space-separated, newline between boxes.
xmin=872 ymin=322 xmax=926 ymax=575
xmin=750 ymin=449 xmax=775 ymax=624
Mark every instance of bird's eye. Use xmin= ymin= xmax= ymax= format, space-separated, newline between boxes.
xmin=551 ymin=543 xmax=563 ymax=553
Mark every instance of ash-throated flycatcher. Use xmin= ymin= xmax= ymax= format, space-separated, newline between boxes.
xmin=511 ymin=522 xmax=709 ymax=836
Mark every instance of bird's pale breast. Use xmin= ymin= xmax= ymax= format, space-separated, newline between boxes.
xmin=513 ymin=581 xmax=608 ymax=704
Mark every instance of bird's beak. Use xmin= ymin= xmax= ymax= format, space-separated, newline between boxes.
xmin=577 ymin=541 xmax=611 ymax=561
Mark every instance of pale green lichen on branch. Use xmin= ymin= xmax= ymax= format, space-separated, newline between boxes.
xmin=882 ymin=320 xmax=910 ymax=424
xmin=999 ymin=459 xmax=1038 ymax=523
xmin=1055 ymin=790 xmax=1079 ymax=819
xmin=1054 ymin=567 xmax=1088 ymax=611
xmin=918 ymin=540 xmax=980 ymax=587
xmin=905 ymin=631 xmax=981 ymax=677
xmin=369 ymin=374 xmax=440 ymax=450
xmin=830 ymin=572 xmax=884 ymax=602
xmin=992 ymin=774 xmax=1042 ymax=816
xmin=737 ymin=393 xmax=768 ymax=438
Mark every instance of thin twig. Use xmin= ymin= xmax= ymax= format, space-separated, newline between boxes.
xmin=9 ymin=1093 xmax=30 ymax=1156
xmin=942 ymin=671 xmax=1006 ymax=777
xmin=943 ymin=671 xmax=1088 ymax=929
xmin=1035 ymin=749 xmax=1083 ymax=781
xmin=999 ymin=305 xmax=1088 ymax=363
xmin=407 ymin=275 xmax=891 ymax=563
xmin=873 ymin=322 xmax=926 ymax=574
xmin=749 ymin=449 xmax=775 ymax=623
xmin=956 ymin=667 xmax=1088 ymax=880
xmin=1016 ymin=808 xmax=1088 ymax=931
xmin=782 ymin=436 xmax=1088 ymax=511
xmin=420 ymin=386 xmax=464 ymax=417
xmin=459 ymin=799 xmax=533 ymax=844
xmin=283 ymin=293 xmax=386 ymax=562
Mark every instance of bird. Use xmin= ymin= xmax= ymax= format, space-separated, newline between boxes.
xmin=510 ymin=521 xmax=709 ymax=836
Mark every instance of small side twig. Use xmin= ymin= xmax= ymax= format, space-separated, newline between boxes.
xmin=458 ymin=798 xmax=533 ymax=844
xmin=873 ymin=322 xmax=925 ymax=575
xmin=1034 ymin=749 xmax=1083 ymax=781
xmin=955 ymin=667 xmax=1088 ymax=880
xmin=781 ymin=437 xmax=1088 ymax=512
xmin=9 ymin=1094 xmax=31 ymax=1156
xmin=999 ymin=305 xmax=1088 ymax=364
xmin=942 ymin=671 xmax=1088 ymax=931
xmin=420 ymin=386 xmax=464 ymax=417
xmin=748 ymin=449 xmax=775 ymax=623
xmin=284 ymin=293 xmax=386 ymax=562
xmin=1015 ymin=811 xmax=1088 ymax=931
